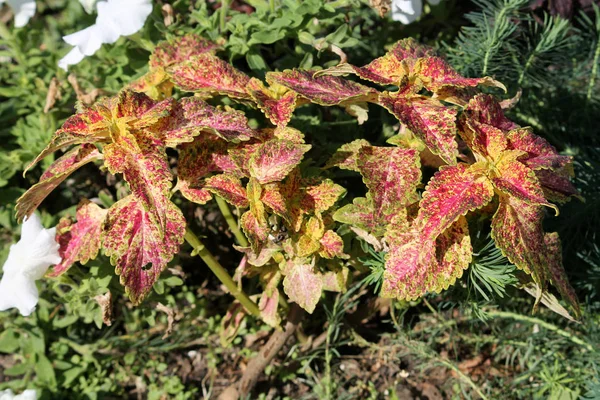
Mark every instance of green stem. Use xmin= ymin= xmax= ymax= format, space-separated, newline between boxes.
xmin=220 ymin=0 xmax=230 ymax=34
xmin=269 ymin=0 xmax=276 ymax=13
xmin=184 ymin=228 xmax=260 ymax=318
xmin=486 ymin=310 xmax=594 ymax=352
xmin=587 ymin=32 xmax=600 ymax=102
xmin=215 ymin=196 xmax=249 ymax=247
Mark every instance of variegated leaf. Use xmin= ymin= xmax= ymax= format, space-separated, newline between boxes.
xmin=357 ymin=146 xmax=421 ymax=220
xmin=16 ymin=145 xmax=102 ymax=221
xmin=103 ymin=132 xmax=173 ymax=229
xmin=283 ymin=261 xmax=323 ymax=314
xmin=114 ymin=90 xmax=175 ymax=130
xmin=26 ymin=108 xmax=107 ymax=173
xmin=266 ymin=69 xmax=377 ymax=106
xmin=325 ymin=139 xmax=371 ymax=171
xmin=506 ymin=128 xmax=572 ymax=171
xmin=491 ymin=195 xmax=547 ymax=284
xmin=414 ymin=57 xmax=505 ymax=93
xmin=164 ymin=97 xmax=256 ymax=146
xmin=462 ymin=94 xmax=518 ymax=132
xmin=103 ymin=195 xmax=186 ymax=305
xmin=379 ymin=93 xmax=459 ymax=165
xmin=415 ymin=163 xmax=494 ymax=242
xmin=248 ymin=139 xmax=311 ymax=184
xmin=301 ymin=178 xmax=346 ymax=214
xmin=491 ymin=151 xmax=557 ymax=211
xmin=175 ymin=135 xmax=237 ymax=204
xmin=295 ymin=216 xmax=325 ymax=258
xmin=315 ymin=38 xmax=434 ymax=86
xmin=321 ymin=267 xmax=350 ymax=292
xmin=150 ymin=33 xmax=219 ymax=69
xmin=382 ymin=214 xmax=471 ymax=300
xmin=535 ymin=169 xmax=580 ymax=204
xmin=50 ymin=200 xmax=108 ymax=277
xmin=544 ymin=232 xmax=581 ymax=319
xmin=319 ymin=230 xmax=347 ymax=259
xmin=240 ymin=210 xmax=269 ymax=252
xmin=459 ymin=119 xmax=508 ymax=160
xmin=246 ymin=78 xmax=298 ymax=127
xmin=167 ymin=54 xmax=251 ymax=100
xmin=333 ymin=195 xmax=384 ymax=236
xmin=205 ymin=174 xmax=249 ymax=208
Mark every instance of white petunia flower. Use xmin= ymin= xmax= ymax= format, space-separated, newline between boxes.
xmin=0 ymin=0 xmax=36 ymax=28
xmin=0 ymin=389 xmax=37 ymax=400
xmin=391 ymin=0 xmax=442 ymax=25
xmin=0 ymin=214 xmax=61 ymax=317
xmin=58 ymin=0 xmax=153 ymax=71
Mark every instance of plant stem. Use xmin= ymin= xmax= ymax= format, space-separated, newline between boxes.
xmin=220 ymin=0 xmax=230 ymax=34
xmin=184 ymin=228 xmax=260 ymax=318
xmin=587 ymin=29 xmax=600 ymax=102
xmin=485 ymin=310 xmax=594 ymax=352
xmin=215 ymin=196 xmax=249 ymax=247
xmin=269 ymin=0 xmax=276 ymax=14
xmin=219 ymin=304 xmax=305 ymax=400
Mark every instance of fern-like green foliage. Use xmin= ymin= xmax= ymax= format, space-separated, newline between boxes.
xmin=468 ymin=238 xmax=518 ymax=301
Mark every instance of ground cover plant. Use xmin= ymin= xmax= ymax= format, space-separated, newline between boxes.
xmin=0 ymin=0 xmax=599 ymax=399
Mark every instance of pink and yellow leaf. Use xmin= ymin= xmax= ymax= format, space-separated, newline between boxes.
xmin=50 ymin=200 xmax=108 ymax=277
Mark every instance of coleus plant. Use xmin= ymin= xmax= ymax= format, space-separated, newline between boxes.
xmin=15 ymin=33 xmax=582 ymax=327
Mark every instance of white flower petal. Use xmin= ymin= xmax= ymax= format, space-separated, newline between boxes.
xmin=79 ymin=0 xmax=98 ymax=14
xmin=20 ymin=213 xmax=44 ymax=242
xmin=58 ymin=46 xmax=86 ymax=70
xmin=13 ymin=390 xmax=37 ymax=400
xmin=392 ymin=0 xmax=422 ymax=24
xmin=0 ymin=389 xmax=15 ymax=400
xmin=3 ymin=215 xmax=60 ymax=278
xmin=63 ymin=24 xmax=104 ymax=56
xmin=96 ymin=0 xmax=152 ymax=40
xmin=0 ymin=215 xmax=61 ymax=316
xmin=0 ymin=272 xmax=40 ymax=316
xmin=6 ymin=0 xmax=36 ymax=28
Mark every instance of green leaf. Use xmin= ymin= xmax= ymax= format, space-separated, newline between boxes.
xmin=35 ymin=354 xmax=57 ymax=388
